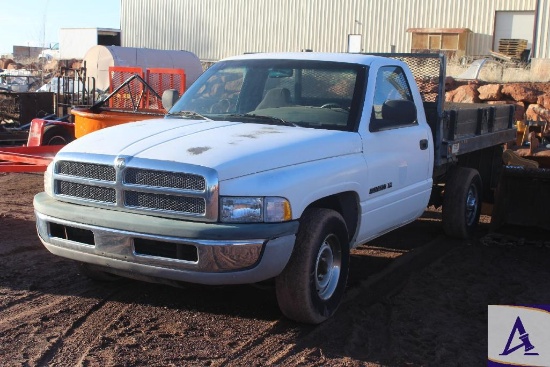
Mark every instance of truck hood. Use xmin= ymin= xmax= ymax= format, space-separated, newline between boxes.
xmin=59 ymin=119 xmax=363 ymax=181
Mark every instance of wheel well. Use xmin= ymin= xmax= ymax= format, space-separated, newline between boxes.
xmin=456 ymin=146 xmax=502 ymax=203
xmin=306 ymin=192 xmax=359 ymax=242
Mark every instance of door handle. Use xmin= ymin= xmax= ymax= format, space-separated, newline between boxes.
xmin=419 ymin=139 xmax=428 ymax=150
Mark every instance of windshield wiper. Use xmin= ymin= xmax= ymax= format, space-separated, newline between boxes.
xmin=228 ymin=113 xmax=296 ymax=127
xmin=166 ymin=110 xmax=212 ymax=120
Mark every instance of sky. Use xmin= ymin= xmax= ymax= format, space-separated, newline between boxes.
xmin=0 ymin=0 xmax=121 ymax=55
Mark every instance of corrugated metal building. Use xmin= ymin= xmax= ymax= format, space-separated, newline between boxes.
xmin=120 ymin=0 xmax=549 ymax=65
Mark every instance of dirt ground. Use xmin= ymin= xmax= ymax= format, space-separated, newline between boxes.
xmin=1 ymin=172 xmax=550 ymax=366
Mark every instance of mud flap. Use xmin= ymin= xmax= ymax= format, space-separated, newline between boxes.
xmin=491 ymin=166 xmax=550 ymax=231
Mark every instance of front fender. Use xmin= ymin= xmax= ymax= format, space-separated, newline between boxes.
xmin=219 ymin=153 xmax=368 ymax=220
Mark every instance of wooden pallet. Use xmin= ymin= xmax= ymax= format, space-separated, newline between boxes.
xmin=499 ymin=38 xmax=527 ymax=45
xmin=498 ymin=39 xmax=527 ymax=58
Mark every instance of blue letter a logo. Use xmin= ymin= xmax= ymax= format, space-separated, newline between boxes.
xmin=500 ymin=316 xmax=539 ymax=356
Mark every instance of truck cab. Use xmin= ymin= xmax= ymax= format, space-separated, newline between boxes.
xmin=165 ymin=53 xmax=434 ymax=241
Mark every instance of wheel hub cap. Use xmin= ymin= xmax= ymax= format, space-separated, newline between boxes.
xmin=466 ymin=185 xmax=479 ymax=225
xmin=315 ymin=234 xmax=342 ymax=300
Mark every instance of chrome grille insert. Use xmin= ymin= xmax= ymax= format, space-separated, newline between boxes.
xmin=124 ymin=168 xmax=205 ymax=191
xmin=57 ymin=161 xmax=116 ymax=181
xmin=57 ymin=181 xmax=116 ymax=203
xmin=125 ymin=191 xmax=205 ymax=214
xmin=51 ymin=155 xmax=218 ymax=221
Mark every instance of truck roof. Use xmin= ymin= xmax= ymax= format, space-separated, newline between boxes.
xmin=223 ymin=52 xmax=384 ymax=66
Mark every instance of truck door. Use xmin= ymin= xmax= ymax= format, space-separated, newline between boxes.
xmin=359 ymin=64 xmax=433 ymax=240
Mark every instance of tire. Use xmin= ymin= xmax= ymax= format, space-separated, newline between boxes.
xmin=78 ymin=263 xmax=120 ymax=282
xmin=275 ymin=208 xmax=350 ymax=324
xmin=442 ymin=167 xmax=483 ymax=239
xmin=42 ymin=125 xmax=73 ymax=145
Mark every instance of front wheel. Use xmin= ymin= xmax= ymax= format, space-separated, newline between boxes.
xmin=442 ymin=167 xmax=483 ymax=239
xmin=275 ymin=208 xmax=350 ymax=324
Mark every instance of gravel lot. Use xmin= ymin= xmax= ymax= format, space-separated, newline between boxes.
xmin=1 ymin=172 xmax=549 ymax=366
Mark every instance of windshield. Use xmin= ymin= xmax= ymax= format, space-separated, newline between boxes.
xmin=169 ymin=59 xmax=367 ymax=131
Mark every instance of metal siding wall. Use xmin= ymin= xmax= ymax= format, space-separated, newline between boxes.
xmin=535 ymin=0 xmax=550 ymax=58
xmin=121 ymin=0 xmax=541 ymax=60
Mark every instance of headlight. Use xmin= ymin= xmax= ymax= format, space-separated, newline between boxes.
xmin=44 ymin=161 xmax=54 ymax=196
xmin=220 ymin=196 xmax=292 ymax=223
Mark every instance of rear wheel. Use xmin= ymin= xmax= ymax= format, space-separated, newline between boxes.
xmin=275 ymin=208 xmax=350 ymax=324
xmin=442 ymin=167 xmax=483 ymax=239
xmin=42 ymin=125 xmax=73 ymax=145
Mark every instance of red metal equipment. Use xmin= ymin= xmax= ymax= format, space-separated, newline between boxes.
xmin=0 ymin=67 xmax=187 ymax=173
xmin=108 ymin=66 xmax=145 ymax=109
xmin=108 ymin=66 xmax=186 ymax=110
xmin=0 ymin=145 xmax=61 ymax=172
xmin=146 ymin=68 xmax=186 ymax=109
xmin=0 ymin=118 xmax=67 ymax=172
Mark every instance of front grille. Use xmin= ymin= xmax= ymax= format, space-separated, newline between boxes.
xmin=57 ymin=181 xmax=116 ymax=203
xmin=125 ymin=191 xmax=205 ymax=214
xmin=57 ymin=161 xmax=116 ymax=181
xmin=53 ymin=157 xmax=215 ymax=220
xmin=125 ymin=168 xmax=205 ymax=191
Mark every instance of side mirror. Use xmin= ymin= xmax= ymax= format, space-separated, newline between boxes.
xmin=162 ymin=89 xmax=179 ymax=111
xmin=370 ymin=100 xmax=417 ymax=132
xmin=381 ymin=100 xmax=417 ymax=124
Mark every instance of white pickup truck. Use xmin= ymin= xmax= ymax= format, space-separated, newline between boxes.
xmin=34 ymin=52 xmax=515 ymax=323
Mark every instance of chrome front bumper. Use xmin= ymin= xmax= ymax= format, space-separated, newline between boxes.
xmin=34 ymin=193 xmax=298 ymax=285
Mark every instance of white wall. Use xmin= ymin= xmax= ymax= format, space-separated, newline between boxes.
xmin=59 ymin=28 xmax=98 ymax=60
xmin=493 ymin=11 xmax=535 ymax=50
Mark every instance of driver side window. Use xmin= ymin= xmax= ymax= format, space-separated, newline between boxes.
xmin=370 ymin=66 xmax=416 ymax=131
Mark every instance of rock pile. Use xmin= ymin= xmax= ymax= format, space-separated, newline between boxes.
xmin=445 ymin=78 xmax=550 ymax=167
xmin=0 ymin=58 xmax=17 ymax=69
xmin=445 ymin=78 xmax=550 ymax=124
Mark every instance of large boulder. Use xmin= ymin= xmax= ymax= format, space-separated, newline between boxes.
xmin=502 ymin=84 xmax=540 ymax=103
xmin=525 ymin=104 xmax=550 ymax=122
xmin=2 ymin=58 xmax=14 ymax=69
xmin=478 ymin=84 xmax=502 ymax=101
xmin=537 ymin=94 xmax=550 ymax=110
xmin=445 ymin=84 xmax=480 ymax=103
